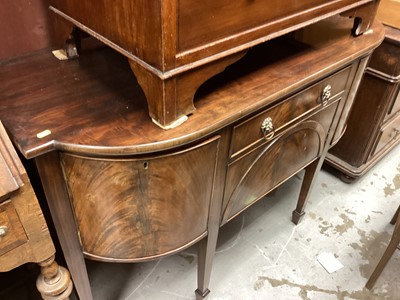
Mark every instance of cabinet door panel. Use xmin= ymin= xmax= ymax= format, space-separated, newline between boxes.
xmin=60 ymin=137 xmax=220 ymax=261
xmin=222 ymin=104 xmax=338 ymax=224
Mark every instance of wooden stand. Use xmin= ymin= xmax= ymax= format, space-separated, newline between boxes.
xmin=0 ymin=122 xmax=72 ymax=300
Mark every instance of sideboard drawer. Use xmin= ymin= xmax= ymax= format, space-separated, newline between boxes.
xmin=0 ymin=200 xmax=28 ymax=256
xmin=178 ymin=0 xmax=364 ymax=52
xmin=222 ymin=102 xmax=338 ymax=224
xmin=230 ymin=67 xmax=351 ymax=158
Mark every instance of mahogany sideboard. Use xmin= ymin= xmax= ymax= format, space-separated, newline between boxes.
xmin=49 ymin=0 xmax=381 ymax=128
xmin=327 ymin=0 xmax=400 ymax=181
xmin=0 ymin=17 xmax=384 ymax=300
xmin=0 ymin=121 xmax=72 ymax=299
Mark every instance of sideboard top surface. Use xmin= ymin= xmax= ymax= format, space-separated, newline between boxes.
xmin=0 ymin=16 xmax=384 ymax=159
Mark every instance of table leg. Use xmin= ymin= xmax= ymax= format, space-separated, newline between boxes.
xmin=292 ymin=157 xmax=323 ymax=225
xmin=36 ymin=255 xmax=73 ymax=300
xmin=35 ymin=152 xmax=93 ymax=300
xmin=366 ymin=207 xmax=400 ymax=289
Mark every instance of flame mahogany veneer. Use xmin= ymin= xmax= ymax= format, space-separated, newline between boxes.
xmin=0 ymin=17 xmax=384 ymax=300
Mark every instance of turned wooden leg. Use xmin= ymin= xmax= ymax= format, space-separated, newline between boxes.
xmin=35 ymin=152 xmax=93 ymax=300
xmin=36 ymin=255 xmax=73 ymax=300
xmin=366 ymin=206 xmax=400 ymax=289
xmin=292 ymin=158 xmax=323 ymax=225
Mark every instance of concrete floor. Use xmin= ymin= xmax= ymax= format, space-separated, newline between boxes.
xmin=2 ymin=145 xmax=400 ymax=300
xmin=80 ymin=145 xmax=400 ymax=300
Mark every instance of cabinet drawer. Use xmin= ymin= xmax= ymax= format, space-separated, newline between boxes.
xmin=230 ymin=67 xmax=351 ymax=158
xmin=222 ymin=103 xmax=338 ymax=224
xmin=373 ymin=114 xmax=400 ymax=156
xmin=0 ymin=200 xmax=28 ymax=256
xmin=178 ymin=0 xmax=363 ymax=52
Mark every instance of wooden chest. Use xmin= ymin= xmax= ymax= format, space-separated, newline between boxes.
xmin=49 ymin=0 xmax=380 ymax=127
xmin=326 ymin=0 xmax=400 ymax=181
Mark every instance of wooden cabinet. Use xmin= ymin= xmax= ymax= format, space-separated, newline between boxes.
xmin=0 ymin=16 xmax=384 ymax=300
xmin=0 ymin=122 xmax=72 ymax=300
xmin=326 ymin=0 xmax=400 ymax=181
xmin=49 ymin=0 xmax=380 ymax=127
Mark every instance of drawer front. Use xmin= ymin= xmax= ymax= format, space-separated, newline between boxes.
xmin=0 ymin=200 xmax=28 ymax=256
xmin=60 ymin=136 xmax=220 ymax=261
xmin=230 ymin=67 xmax=351 ymax=158
xmin=222 ymin=103 xmax=338 ymax=224
xmin=178 ymin=0 xmax=363 ymax=53
xmin=373 ymin=114 xmax=400 ymax=156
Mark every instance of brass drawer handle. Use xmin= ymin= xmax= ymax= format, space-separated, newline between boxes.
xmin=0 ymin=226 xmax=8 ymax=238
xmin=261 ymin=117 xmax=275 ymax=140
xmin=320 ymin=84 xmax=332 ymax=106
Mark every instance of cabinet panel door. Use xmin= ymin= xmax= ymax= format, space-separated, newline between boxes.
xmin=60 ymin=136 xmax=220 ymax=261
xmin=222 ymin=104 xmax=338 ymax=224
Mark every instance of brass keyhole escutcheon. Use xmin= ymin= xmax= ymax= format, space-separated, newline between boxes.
xmin=261 ymin=117 xmax=275 ymax=140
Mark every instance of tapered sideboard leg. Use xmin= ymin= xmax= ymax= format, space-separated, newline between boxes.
xmin=35 ymin=152 xmax=93 ymax=300
xmin=196 ymin=233 xmax=217 ymax=299
xmin=292 ymin=157 xmax=323 ymax=225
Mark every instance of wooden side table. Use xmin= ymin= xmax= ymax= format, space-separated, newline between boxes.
xmin=326 ymin=0 xmax=400 ymax=181
xmin=0 ymin=121 xmax=73 ymax=299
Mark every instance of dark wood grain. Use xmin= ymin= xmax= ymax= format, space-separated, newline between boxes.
xmin=0 ymin=16 xmax=385 ymax=300
xmin=0 ymin=17 xmax=385 ymax=159
xmin=222 ymin=105 xmax=336 ymax=224
xmin=47 ymin=0 xmax=380 ymax=126
xmin=60 ymin=136 xmax=220 ymax=261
